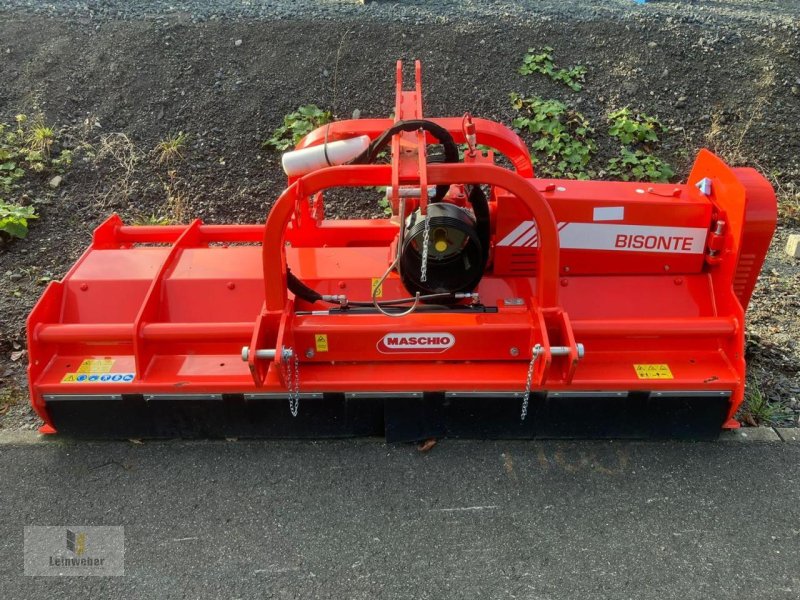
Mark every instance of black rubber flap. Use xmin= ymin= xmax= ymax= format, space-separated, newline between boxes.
xmin=46 ymin=391 xmax=729 ymax=441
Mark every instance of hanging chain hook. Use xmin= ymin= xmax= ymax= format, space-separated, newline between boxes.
xmin=420 ymin=212 xmax=431 ymax=283
xmin=521 ymin=344 xmax=543 ymax=421
xmin=282 ymin=347 xmax=300 ymax=417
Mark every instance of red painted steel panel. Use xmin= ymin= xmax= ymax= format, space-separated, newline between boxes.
xmin=25 ymin=61 xmax=776 ymax=434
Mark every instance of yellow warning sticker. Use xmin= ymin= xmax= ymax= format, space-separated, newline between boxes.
xmin=371 ymin=278 xmax=383 ymax=298
xmin=76 ymin=359 xmax=115 ymax=374
xmin=315 ymin=334 xmax=329 ymax=352
xmin=62 ymin=372 xmax=135 ymax=384
xmin=634 ymin=364 xmax=674 ymax=379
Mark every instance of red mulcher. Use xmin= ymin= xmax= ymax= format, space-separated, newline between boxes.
xmin=26 ymin=62 xmax=777 ymax=440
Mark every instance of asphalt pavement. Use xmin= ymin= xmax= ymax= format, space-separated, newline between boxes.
xmin=1 ymin=438 xmax=798 ymax=599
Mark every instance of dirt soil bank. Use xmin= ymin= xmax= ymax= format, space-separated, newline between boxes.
xmin=0 ymin=8 xmax=798 ymax=430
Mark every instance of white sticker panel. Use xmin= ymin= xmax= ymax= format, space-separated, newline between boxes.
xmin=592 ymin=206 xmax=625 ymax=221
xmin=559 ymin=223 xmax=707 ymax=254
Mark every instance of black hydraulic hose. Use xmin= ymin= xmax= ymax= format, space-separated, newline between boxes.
xmin=351 ymin=119 xmax=459 ymax=165
xmin=287 ymin=269 xmax=323 ymax=304
xmin=467 ymin=185 xmax=491 ymax=265
xmin=350 ymin=119 xmax=460 ymax=202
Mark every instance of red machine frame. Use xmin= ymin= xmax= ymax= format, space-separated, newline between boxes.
xmin=26 ymin=61 xmax=776 ymax=438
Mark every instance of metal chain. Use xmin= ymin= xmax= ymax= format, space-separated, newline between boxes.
xmin=520 ymin=344 xmax=542 ymax=421
xmin=282 ymin=348 xmax=300 ymax=417
xmin=420 ymin=212 xmax=430 ymax=283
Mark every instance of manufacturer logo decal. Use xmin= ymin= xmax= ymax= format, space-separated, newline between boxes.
xmin=497 ymin=221 xmax=707 ymax=254
xmin=560 ymin=223 xmax=706 ymax=254
xmin=377 ymin=332 xmax=455 ymax=353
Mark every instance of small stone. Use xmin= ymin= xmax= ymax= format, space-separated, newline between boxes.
xmin=786 ymin=234 xmax=800 ymax=258
xmin=647 ymin=41 xmax=657 ymax=48
xmin=9 ymin=273 xmax=23 ymax=282
xmin=675 ymin=96 xmax=687 ymax=108
xmin=234 ymin=39 xmax=242 ymax=47
xmin=623 ymin=81 xmax=639 ymax=95
xmin=352 ymin=109 xmax=361 ymax=119
xmin=48 ymin=175 xmax=62 ymax=188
